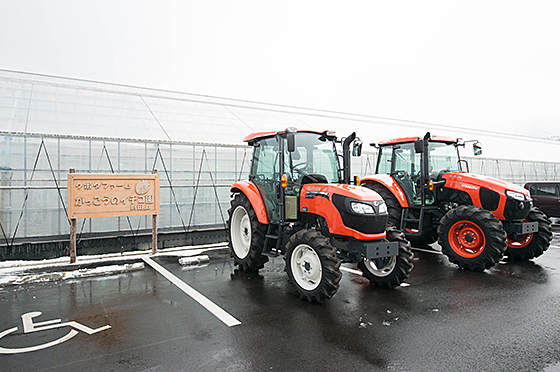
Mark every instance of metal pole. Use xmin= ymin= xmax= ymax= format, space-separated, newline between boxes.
xmin=69 ymin=168 xmax=76 ymax=263
xmin=152 ymin=169 xmax=158 ymax=255
xmin=70 ymin=218 xmax=76 ymax=263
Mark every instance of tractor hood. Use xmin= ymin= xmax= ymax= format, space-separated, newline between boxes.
xmin=441 ymin=172 xmax=529 ymax=196
xmin=441 ymin=171 xmax=532 ymax=220
xmin=299 ymin=183 xmax=388 ymax=240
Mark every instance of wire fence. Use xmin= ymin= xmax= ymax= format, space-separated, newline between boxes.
xmin=1 ymin=134 xmax=559 ymax=249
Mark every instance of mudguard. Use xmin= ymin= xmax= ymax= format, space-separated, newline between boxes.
xmin=361 ymin=174 xmax=409 ymax=208
xmin=230 ymin=181 xmax=269 ymax=224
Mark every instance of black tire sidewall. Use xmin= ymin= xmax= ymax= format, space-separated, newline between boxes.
xmin=438 ymin=205 xmax=506 ymax=271
xmin=284 ymin=229 xmax=341 ymax=303
xmin=227 ymin=193 xmax=268 ymax=271
xmin=505 ymin=207 xmax=552 ymax=260
xmin=357 ymin=226 xmax=413 ymax=288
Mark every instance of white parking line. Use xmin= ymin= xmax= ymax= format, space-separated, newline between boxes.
xmin=340 ymin=266 xmax=363 ymax=276
xmin=142 ymin=256 xmax=241 ymax=327
xmin=411 ymin=247 xmax=443 ymax=255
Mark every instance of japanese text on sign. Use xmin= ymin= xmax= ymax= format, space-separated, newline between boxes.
xmin=67 ymin=174 xmax=160 ymax=219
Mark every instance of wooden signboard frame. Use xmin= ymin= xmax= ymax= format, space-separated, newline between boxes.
xmin=67 ymin=170 xmax=160 ymax=263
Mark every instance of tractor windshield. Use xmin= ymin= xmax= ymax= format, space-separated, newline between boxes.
xmin=287 ymin=132 xmax=340 ymax=184
xmin=429 ymin=142 xmax=461 ymax=175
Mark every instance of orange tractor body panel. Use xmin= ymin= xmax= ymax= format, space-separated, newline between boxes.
xmin=440 ymin=172 xmax=530 ymax=220
xmin=300 ymin=183 xmax=387 ymax=241
xmin=230 ymin=181 xmax=269 ymax=224
xmin=361 ymin=174 xmax=410 ymax=208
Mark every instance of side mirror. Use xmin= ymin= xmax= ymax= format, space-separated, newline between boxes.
xmin=414 ymin=139 xmax=424 ymax=153
xmin=352 ymin=140 xmax=363 ymax=156
xmin=287 ymin=133 xmax=295 ymax=152
xmin=473 ymin=142 xmax=482 ymax=156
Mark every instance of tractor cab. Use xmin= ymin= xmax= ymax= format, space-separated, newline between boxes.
xmin=245 ymin=129 xmax=346 ymax=223
xmin=375 ymin=133 xmax=469 ymax=207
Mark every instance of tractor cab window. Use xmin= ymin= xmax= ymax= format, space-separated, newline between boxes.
xmin=287 ymin=132 xmax=339 ymax=185
xmin=251 ymin=137 xmax=281 ymax=221
xmin=428 ymin=142 xmax=460 ymax=178
xmin=389 ymin=142 xmax=421 ymax=202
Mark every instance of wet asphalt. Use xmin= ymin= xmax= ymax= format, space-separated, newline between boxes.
xmin=1 ymin=231 xmax=560 ymax=372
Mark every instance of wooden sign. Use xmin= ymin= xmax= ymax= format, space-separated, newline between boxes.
xmin=67 ymin=174 xmax=160 ymax=219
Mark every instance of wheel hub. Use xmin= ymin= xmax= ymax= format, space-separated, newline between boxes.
xmin=291 ymin=244 xmax=322 ymax=291
xmin=448 ymin=220 xmax=486 ymax=258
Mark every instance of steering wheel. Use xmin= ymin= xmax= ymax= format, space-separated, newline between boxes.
xmin=293 ymin=161 xmax=313 ymax=175
xmin=391 ymin=170 xmax=407 ymax=178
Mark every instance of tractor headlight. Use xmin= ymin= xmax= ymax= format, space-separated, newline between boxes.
xmin=378 ymin=202 xmax=388 ymax=214
xmin=350 ymin=202 xmax=375 ymax=214
xmin=505 ymin=190 xmax=525 ymax=202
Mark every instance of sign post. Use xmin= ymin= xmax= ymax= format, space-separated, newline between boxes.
xmin=67 ymin=170 xmax=160 ymax=263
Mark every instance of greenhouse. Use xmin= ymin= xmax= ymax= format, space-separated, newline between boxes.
xmin=1 ymin=69 xmax=559 ymax=260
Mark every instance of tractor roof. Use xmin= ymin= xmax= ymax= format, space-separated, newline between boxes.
xmin=378 ymin=135 xmax=457 ymax=146
xmin=243 ymin=129 xmax=333 ymax=144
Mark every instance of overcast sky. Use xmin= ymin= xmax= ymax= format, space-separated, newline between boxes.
xmin=1 ymin=1 xmax=559 ymax=137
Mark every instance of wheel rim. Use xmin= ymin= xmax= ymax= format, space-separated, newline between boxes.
xmin=506 ymin=218 xmax=534 ymax=249
xmin=231 ymin=206 xmax=251 ymax=259
xmin=506 ymin=233 xmax=533 ymax=249
xmin=290 ymin=244 xmax=322 ymax=291
xmin=362 ymin=256 xmax=397 ymax=277
xmin=448 ymin=220 xmax=486 ymax=258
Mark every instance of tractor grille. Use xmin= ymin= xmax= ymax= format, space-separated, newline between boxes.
xmin=504 ymin=196 xmax=532 ymax=220
xmin=332 ymin=194 xmax=387 ymax=235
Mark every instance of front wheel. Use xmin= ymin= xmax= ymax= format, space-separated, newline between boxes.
xmin=357 ymin=226 xmax=414 ymax=288
xmin=438 ymin=205 xmax=507 ymax=271
xmin=227 ymin=193 xmax=268 ymax=272
xmin=285 ymin=229 xmax=342 ymax=303
xmin=506 ymin=208 xmax=552 ymax=260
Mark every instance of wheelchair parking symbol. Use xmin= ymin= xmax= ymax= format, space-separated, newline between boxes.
xmin=0 ymin=311 xmax=111 ymax=354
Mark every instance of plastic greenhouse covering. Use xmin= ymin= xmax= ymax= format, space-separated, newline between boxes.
xmin=1 ymin=69 xmax=559 ymax=245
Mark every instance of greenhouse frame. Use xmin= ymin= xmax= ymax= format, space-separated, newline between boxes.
xmin=1 ymin=70 xmax=559 ymax=260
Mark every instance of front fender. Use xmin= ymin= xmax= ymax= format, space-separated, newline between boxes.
xmin=361 ymin=174 xmax=409 ymax=208
xmin=231 ymin=181 xmax=269 ymax=224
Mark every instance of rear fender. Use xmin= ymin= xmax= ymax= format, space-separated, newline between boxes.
xmin=361 ymin=174 xmax=409 ymax=208
xmin=231 ymin=181 xmax=269 ymax=224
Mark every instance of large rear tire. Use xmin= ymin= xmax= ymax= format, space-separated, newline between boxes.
xmin=285 ymin=229 xmax=342 ymax=303
xmin=438 ymin=205 xmax=507 ymax=271
xmin=505 ymin=207 xmax=552 ymax=260
xmin=227 ymin=193 xmax=268 ymax=272
xmin=357 ymin=226 xmax=414 ymax=288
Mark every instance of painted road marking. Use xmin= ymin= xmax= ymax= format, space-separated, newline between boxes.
xmin=142 ymin=256 xmax=241 ymax=327
xmin=411 ymin=247 xmax=443 ymax=255
xmin=340 ymin=266 xmax=363 ymax=276
xmin=0 ymin=311 xmax=111 ymax=354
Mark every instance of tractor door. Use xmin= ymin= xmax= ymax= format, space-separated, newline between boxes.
xmin=250 ymin=137 xmax=281 ymax=222
xmin=379 ymin=143 xmax=422 ymax=205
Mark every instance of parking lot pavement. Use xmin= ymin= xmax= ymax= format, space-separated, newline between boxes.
xmin=1 ymin=232 xmax=560 ymax=372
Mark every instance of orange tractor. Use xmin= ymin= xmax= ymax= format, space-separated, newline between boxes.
xmin=361 ymin=132 xmax=553 ymax=271
xmin=228 ymin=128 xmax=413 ymax=302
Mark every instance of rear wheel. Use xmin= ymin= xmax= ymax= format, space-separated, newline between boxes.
xmin=228 ymin=193 xmax=268 ymax=271
xmin=438 ymin=205 xmax=507 ymax=271
xmin=357 ymin=226 xmax=414 ymax=288
xmin=506 ymin=208 xmax=552 ymax=260
xmin=285 ymin=229 xmax=341 ymax=303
